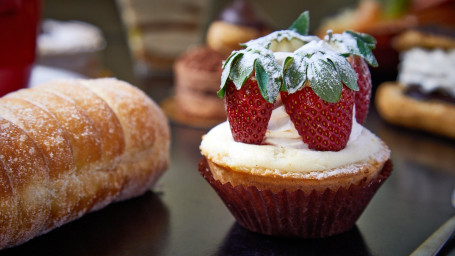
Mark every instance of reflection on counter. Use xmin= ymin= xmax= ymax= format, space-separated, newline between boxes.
xmin=218 ymin=223 xmax=372 ymax=255
xmin=1 ymin=192 xmax=170 ymax=256
xmin=371 ymin=111 xmax=455 ymax=175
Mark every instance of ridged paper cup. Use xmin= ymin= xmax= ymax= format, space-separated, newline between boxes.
xmin=199 ymin=157 xmax=392 ymax=238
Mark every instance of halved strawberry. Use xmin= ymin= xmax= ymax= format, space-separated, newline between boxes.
xmin=225 ymin=74 xmax=274 ymax=144
xmin=349 ymin=55 xmax=372 ymax=124
xmin=281 ymin=84 xmax=354 ymax=151
xmin=217 ymin=13 xmax=378 ymax=150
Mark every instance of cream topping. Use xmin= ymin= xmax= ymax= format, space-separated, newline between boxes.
xmin=264 ymin=105 xmax=363 ymax=149
xmin=38 ymin=19 xmax=105 ymax=55
xmin=200 ymin=121 xmax=388 ymax=175
xmin=398 ymin=48 xmax=455 ymax=97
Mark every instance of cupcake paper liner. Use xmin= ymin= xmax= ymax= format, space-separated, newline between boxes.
xmin=199 ymin=157 xmax=393 ymax=238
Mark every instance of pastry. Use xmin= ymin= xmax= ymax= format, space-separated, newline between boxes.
xmin=116 ymin=0 xmax=210 ymax=73
xmin=317 ymin=0 xmax=418 ymax=80
xmin=37 ymin=19 xmax=105 ymax=77
xmin=169 ymin=0 xmax=270 ymax=125
xmin=0 ymin=78 xmax=170 ymax=249
xmin=173 ymin=46 xmax=226 ymax=122
xmin=206 ymin=0 xmax=271 ymax=58
xmin=376 ymin=27 xmax=455 ymax=139
xmin=392 ymin=26 xmax=455 ymax=51
xmin=317 ymin=0 xmax=455 ymax=81
xmin=199 ymin=12 xmax=392 ymax=238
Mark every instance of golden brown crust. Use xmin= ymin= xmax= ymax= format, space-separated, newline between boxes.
xmin=205 ymin=154 xmax=387 ymax=194
xmin=393 ymin=29 xmax=455 ymax=51
xmin=0 ymin=78 xmax=170 ymax=249
xmin=375 ymin=82 xmax=455 ymax=139
xmin=206 ymin=21 xmax=264 ymax=57
xmin=0 ymin=118 xmax=50 ymax=248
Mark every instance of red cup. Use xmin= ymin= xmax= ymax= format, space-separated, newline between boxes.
xmin=0 ymin=0 xmax=41 ymax=96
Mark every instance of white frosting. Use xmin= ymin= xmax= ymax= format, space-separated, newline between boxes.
xmin=398 ymin=48 xmax=455 ymax=97
xmin=200 ymin=121 xmax=386 ymax=174
xmin=264 ymin=105 xmax=363 ymax=149
xmin=38 ymin=19 xmax=105 ymax=55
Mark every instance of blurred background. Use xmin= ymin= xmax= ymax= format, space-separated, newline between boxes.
xmin=34 ymin=0 xmax=454 ymax=128
xmin=1 ymin=1 xmax=455 ymax=255
xmin=38 ymin=0 xmax=454 ymax=84
xmin=40 ymin=0 xmax=359 ymax=83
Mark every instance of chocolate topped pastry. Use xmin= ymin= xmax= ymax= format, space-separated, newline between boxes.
xmin=218 ymin=0 xmax=268 ymax=30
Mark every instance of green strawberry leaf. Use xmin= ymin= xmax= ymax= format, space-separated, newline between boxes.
xmin=229 ymin=52 xmax=255 ymax=89
xmin=325 ymin=52 xmax=358 ymax=91
xmin=254 ymin=52 xmax=282 ymax=103
xmin=325 ymin=30 xmax=378 ymax=67
xmin=345 ymin=30 xmax=376 ymax=48
xmin=308 ymin=55 xmax=342 ymax=103
xmin=254 ymin=60 xmax=269 ymax=101
xmin=289 ymin=11 xmax=310 ymax=36
xmin=218 ymin=52 xmax=243 ymax=98
xmin=352 ymin=34 xmax=378 ymax=67
xmin=282 ymin=55 xmax=308 ymax=93
xmin=219 ymin=45 xmax=282 ymax=102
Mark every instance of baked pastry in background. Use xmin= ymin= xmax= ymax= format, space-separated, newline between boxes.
xmin=317 ymin=0 xmax=455 ymax=82
xmin=199 ymin=12 xmax=392 ymax=238
xmin=0 ymin=78 xmax=170 ymax=249
xmin=392 ymin=26 xmax=455 ymax=51
xmin=376 ymin=27 xmax=455 ymax=139
xmin=116 ymin=0 xmax=211 ymax=74
xmin=168 ymin=0 xmax=270 ymax=126
xmin=206 ymin=0 xmax=271 ymax=57
xmin=173 ymin=46 xmax=225 ymax=121
xmin=37 ymin=19 xmax=106 ymax=77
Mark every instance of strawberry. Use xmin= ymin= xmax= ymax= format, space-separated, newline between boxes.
xmin=281 ymin=84 xmax=354 ymax=151
xmin=217 ymin=12 xmax=378 ymax=151
xmin=225 ymin=74 xmax=274 ymax=144
xmin=348 ymin=55 xmax=372 ymax=124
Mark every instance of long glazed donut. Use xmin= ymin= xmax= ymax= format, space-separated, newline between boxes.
xmin=0 ymin=78 xmax=170 ymax=249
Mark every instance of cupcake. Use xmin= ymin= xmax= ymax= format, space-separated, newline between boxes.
xmin=376 ymin=27 xmax=455 ymax=139
xmin=199 ymin=12 xmax=392 ymax=238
